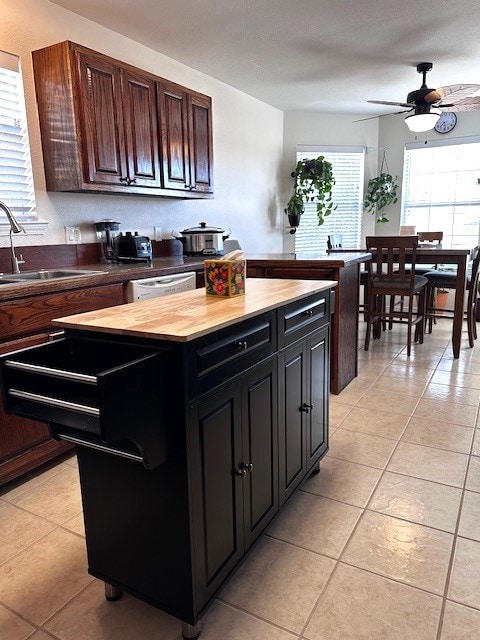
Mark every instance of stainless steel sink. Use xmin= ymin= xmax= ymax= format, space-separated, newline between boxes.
xmin=1 ymin=269 xmax=105 ymax=282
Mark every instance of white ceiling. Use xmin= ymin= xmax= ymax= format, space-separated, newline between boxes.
xmin=49 ymin=0 xmax=480 ymax=116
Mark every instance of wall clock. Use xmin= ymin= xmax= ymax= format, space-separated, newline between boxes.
xmin=434 ymin=112 xmax=457 ymax=134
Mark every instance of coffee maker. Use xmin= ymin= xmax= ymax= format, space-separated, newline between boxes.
xmin=94 ymin=220 xmax=121 ymax=262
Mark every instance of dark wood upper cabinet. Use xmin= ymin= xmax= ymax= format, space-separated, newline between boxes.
xmin=158 ymin=82 xmax=213 ymax=193
xmin=32 ymin=41 xmax=213 ymax=197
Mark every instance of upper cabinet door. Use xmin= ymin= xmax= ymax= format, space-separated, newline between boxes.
xmin=75 ymin=51 xmax=127 ymax=186
xmin=158 ymin=82 xmax=190 ymax=191
xmin=188 ymin=93 xmax=214 ymax=193
xmin=33 ymin=41 xmax=213 ymax=197
xmin=121 ymin=70 xmax=161 ymax=188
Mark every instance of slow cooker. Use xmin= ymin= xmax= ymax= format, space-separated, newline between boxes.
xmin=175 ymin=222 xmax=230 ymax=256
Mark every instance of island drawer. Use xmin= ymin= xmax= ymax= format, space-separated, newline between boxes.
xmin=279 ymin=292 xmax=328 ymax=347
xmin=186 ymin=311 xmax=276 ymax=398
xmin=0 ymin=336 xmax=177 ymax=469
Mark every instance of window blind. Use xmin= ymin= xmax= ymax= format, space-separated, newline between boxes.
xmin=294 ymin=146 xmax=364 ymax=253
xmin=401 ymin=137 xmax=480 ymax=249
xmin=0 ymin=53 xmax=37 ymax=220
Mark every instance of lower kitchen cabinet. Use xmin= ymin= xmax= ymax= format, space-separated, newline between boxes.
xmin=0 ymin=285 xmax=331 ymax=637
xmin=189 ymin=358 xmax=278 ymax=608
xmin=278 ymin=325 xmax=329 ymax=505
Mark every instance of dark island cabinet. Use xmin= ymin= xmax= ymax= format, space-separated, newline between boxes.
xmin=189 ymin=358 xmax=278 ymax=608
xmin=0 ymin=288 xmax=330 ymax=638
xmin=278 ymin=325 xmax=329 ymax=504
xmin=32 ymin=41 xmax=212 ymax=198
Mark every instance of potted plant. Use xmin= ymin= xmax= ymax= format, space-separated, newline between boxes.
xmin=285 ymin=155 xmax=336 ymax=229
xmin=364 ymin=172 xmax=399 ymax=223
xmin=435 ymin=287 xmax=449 ymax=314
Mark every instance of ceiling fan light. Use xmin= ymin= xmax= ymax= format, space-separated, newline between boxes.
xmin=405 ymin=108 xmax=441 ymax=132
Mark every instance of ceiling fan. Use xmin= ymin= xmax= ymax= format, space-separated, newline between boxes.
xmin=367 ymin=62 xmax=480 ymax=132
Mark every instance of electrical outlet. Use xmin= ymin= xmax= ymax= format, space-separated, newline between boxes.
xmin=154 ymin=226 xmax=162 ymax=241
xmin=65 ymin=226 xmax=81 ymax=244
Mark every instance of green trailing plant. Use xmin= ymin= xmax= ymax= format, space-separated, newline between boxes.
xmin=285 ymin=156 xmax=336 ymax=226
xmin=364 ymin=173 xmax=399 ymax=222
xmin=364 ymin=151 xmax=399 ymax=223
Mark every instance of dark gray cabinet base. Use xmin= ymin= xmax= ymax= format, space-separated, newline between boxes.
xmin=0 ymin=290 xmax=331 ymax=637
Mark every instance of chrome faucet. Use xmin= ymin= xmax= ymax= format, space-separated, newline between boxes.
xmin=0 ymin=200 xmax=26 ymax=274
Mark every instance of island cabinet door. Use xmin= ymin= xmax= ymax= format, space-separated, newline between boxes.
xmin=241 ymin=359 xmax=278 ymax=549
xmin=188 ymin=384 xmax=244 ymax=610
xmin=278 ymin=341 xmax=307 ymax=505
xmin=306 ymin=326 xmax=330 ymax=471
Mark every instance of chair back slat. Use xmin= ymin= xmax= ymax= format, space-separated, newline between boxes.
xmin=417 ymin=231 xmax=443 ymax=244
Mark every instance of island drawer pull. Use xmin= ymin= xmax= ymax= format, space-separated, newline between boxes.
xmin=5 ymin=360 xmax=97 ymax=384
xmin=8 ymin=388 xmax=100 ymax=416
xmin=57 ymin=434 xmax=143 ymax=462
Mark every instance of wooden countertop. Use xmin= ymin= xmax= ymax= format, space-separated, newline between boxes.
xmin=53 ymin=278 xmax=336 ymax=342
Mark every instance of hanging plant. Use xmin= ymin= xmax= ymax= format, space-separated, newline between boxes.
xmin=285 ymin=155 xmax=336 ymax=227
xmin=364 ymin=151 xmax=399 ymax=223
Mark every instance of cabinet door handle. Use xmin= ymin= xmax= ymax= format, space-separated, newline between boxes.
xmin=301 ymin=309 xmax=314 ymax=317
xmin=234 ymin=340 xmax=248 ymax=352
xmin=300 ymin=403 xmax=313 ymax=413
xmin=234 ymin=462 xmax=253 ymax=478
xmin=119 ymin=177 xmax=128 ymax=183
xmin=127 ymin=178 xmax=137 ymax=185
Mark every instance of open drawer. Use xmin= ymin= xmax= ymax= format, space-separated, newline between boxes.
xmin=0 ymin=336 xmax=178 ymax=469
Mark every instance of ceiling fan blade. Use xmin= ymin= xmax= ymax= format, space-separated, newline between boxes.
xmin=353 ymin=108 xmax=413 ymax=123
xmin=441 ymin=97 xmax=480 ymax=112
xmin=428 ymin=84 xmax=480 ymax=104
xmin=368 ymin=99 xmax=414 ymax=108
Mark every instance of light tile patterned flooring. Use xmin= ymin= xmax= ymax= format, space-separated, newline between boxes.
xmin=1 ymin=320 xmax=480 ymax=639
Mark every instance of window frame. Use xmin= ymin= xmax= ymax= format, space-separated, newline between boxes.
xmin=0 ymin=49 xmax=47 ymax=237
xmin=293 ymin=145 xmax=365 ymax=253
xmin=400 ymin=136 xmax=480 ymax=249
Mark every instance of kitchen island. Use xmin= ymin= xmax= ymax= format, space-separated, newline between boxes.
xmin=0 ymin=278 xmax=335 ymax=638
xmin=246 ymin=252 xmax=370 ymax=394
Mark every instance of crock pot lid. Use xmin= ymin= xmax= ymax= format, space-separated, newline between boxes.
xmin=181 ymin=222 xmax=225 ymax=234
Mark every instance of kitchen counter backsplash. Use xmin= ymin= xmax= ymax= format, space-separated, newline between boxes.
xmin=0 ymin=239 xmax=184 ymax=274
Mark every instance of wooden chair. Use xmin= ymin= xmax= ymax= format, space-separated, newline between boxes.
xmin=425 ymin=246 xmax=480 ymax=347
xmin=364 ymin=236 xmax=428 ymax=356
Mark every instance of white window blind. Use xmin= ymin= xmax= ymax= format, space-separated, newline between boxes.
xmin=0 ymin=51 xmax=37 ymax=221
xmin=401 ymin=137 xmax=480 ymax=249
xmin=294 ymin=146 xmax=364 ymax=253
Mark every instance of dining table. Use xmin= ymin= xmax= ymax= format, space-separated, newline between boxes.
xmin=414 ymin=245 xmax=472 ymax=359
xmin=312 ymin=244 xmax=472 ymax=359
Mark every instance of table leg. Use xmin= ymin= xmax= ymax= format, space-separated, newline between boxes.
xmin=452 ymin=255 xmax=467 ymax=358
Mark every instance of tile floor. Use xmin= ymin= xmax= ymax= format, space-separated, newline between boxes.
xmin=1 ymin=319 xmax=480 ymax=639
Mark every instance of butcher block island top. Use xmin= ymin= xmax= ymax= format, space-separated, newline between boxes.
xmin=52 ymin=278 xmax=336 ymax=341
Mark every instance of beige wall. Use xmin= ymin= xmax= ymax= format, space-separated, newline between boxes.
xmin=1 ymin=0 xmax=284 ymax=252
xmin=282 ymin=111 xmax=380 ymax=251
